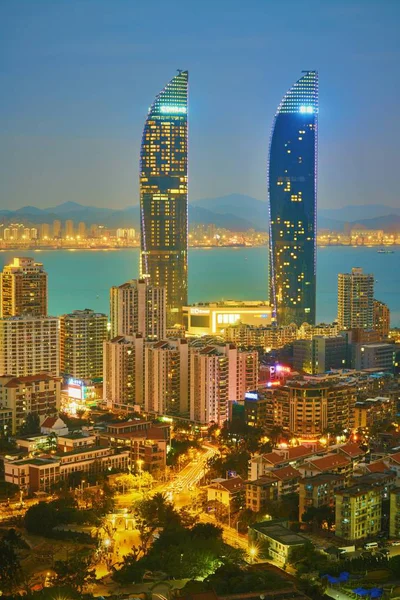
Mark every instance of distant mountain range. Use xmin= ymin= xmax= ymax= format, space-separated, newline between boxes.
xmin=0 ymin=196 xmax=399 ymax=232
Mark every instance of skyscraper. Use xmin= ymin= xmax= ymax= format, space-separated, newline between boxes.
xmin=140 ymin=70 xmax=188 ymax=327
xmin=268 ymin=71 xmax=318 ymax=326
xmin=338 ymin=267 xmax=374 ymax=330
xmin=0 ymin=257 xmax=48 ymax=318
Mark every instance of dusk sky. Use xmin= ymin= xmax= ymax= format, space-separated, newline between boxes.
xmin=1 ymin=0 xmax=399 ymax=210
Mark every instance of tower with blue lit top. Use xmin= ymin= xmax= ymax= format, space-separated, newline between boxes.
xmin=140 ymin=71 xmax=188 ymax=327
xmin=268 ymin=71 xmax=318 ymax=326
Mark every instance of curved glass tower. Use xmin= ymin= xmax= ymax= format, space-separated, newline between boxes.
xmin=268 ymin=71 xmax=318 ymax=326
xmin=140 ymin=70 xmax=188 ymax=327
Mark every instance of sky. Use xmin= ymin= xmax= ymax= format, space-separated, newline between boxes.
xmin=0 ymin=0 xmax=399 ymax=210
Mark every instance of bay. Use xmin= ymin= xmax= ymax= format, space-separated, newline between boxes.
xmin=0 ymin=246 xmax=398 ymax=326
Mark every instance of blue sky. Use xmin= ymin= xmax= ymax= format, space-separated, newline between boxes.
xmin=0 ymin=0 xmax=399 ymax=209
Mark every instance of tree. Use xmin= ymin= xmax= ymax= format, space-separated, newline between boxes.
xmin=0 ymin=538 xmax=22 ymax=592
xmin=19 ymin=412 xmax=40 ymax=435
xmin=133 ymin=493 xmax=181 ymax=554
xmin=52 ymin=551 xmax=96 ymax=592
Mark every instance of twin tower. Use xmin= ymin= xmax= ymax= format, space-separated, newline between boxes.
xmin=140 ymin=70 xmax=318 ymax=328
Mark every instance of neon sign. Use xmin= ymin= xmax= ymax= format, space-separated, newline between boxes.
xmin=160 ymin=106 xmax=187 ymax=114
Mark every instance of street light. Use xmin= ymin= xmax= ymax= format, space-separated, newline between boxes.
xmin=248 ymin=546 xmax=258 ymax=563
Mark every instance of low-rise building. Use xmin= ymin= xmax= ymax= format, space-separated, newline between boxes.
xmin=353 ymin=343 xmax=395 ymax=372
xmin=40 ymin=416 xmax=68 ymax=436
xmin=99 ymin=423 xmax=170 ymax=474
xmin=299 ymin=454 xmax=352 ymax=480
xmin=299 ymin=473 xmax=346 ymax=522
xmin=56 ymin=431 xmax=97 ymax=453
xmin=335 ymin=480 xmax=383 ymax=540
xmin=207 ymin=476 xmax=245 ymax=508
xmin=261 ymin=465 xmax=302 ymax=498
xmin=0 ymin=374 xmax=61 ymax=434
xmin=337 ymin=443 xmax=366 ymax=468
xmin=353 ymin=396 xmax=395 ymax=430
xmin=249 ymin=520 xmax=310 ymax=565
xmin=245 ymin=477 xmax=279 ymax=512
xmin=4 ymin=445 xmax=129 ymax=492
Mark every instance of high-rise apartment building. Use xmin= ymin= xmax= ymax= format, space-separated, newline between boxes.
xmin=373 ymin=299 xmax=390 ymax=339
xmin=293 ymin=335 xmax=348 ymax=374
xmin=65 ymin=220 xmax=74 ymax=238
xmin=338 ymin=267 xmax=374 ymax=330
xmin=60 ymin=309 xmax=107 ymax=379
xmin=0 ymin=257 xmax=48 ymax=318
xmin=110 ymin=279 xmax=166 ymax=340
xmin=140 ymin=70 xmax=188 ymax=327
xmin=190 ymin=343 xmax=258 ymax=425
xmin=145 ymin=338 xmax=189 ymax=417
xmin=268 ymin=71 xmax=318 ymax=326
xmin=53 ymin=220 xmax=61 ymax=238
xmin=0 ymin=316 xmax=60 ymax=376
xmin=103 ymin=334 xmax=144 ymax=410
xmin=78 ymin=222 xmax=86 ymax=238
xmin=40 ymin=223 xmax=51 ymax=240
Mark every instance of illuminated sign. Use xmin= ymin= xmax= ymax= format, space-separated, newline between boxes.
xmin=68 ymin=385 xmax=83 ymax=400
xmin=299 ymin=106 xmax=314 ymax=114
xmin=190 ymin=308 xmax=210 ymax=315
xmin=160 ymin=106 xmax=187 ymax=114
xmin=245 ymin=392 xmax=259 ymax=400
xmin=68 ymin=378 xmax=84 ymax=387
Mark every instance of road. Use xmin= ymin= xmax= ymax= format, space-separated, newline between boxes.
xmin=325 ymin=588 xmax=354 ymax=600
xmin=162 ymin=444 xmax=218 ymax=495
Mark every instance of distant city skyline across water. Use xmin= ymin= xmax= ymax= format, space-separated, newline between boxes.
xmin=0 ymin=246 xmax=398 ymax=327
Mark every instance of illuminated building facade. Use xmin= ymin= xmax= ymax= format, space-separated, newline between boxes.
xmin=110 ymin=279 xmax=166 ymax=340
xmin=144 ymin=338 xmax=189 ymax=417
xmin=268 ymin=71 xmax=318 ymax=326
xmin=0 ymin=374 xmax=61 ymax=434
xmin=338 ymin=267 xmax=374 ymax=330
xmin=103 ymin=334 xmax=144 ymax=410
xmin=0 ymin=257 xmax=48 ymax=318
xmin=183 ymin=301 xmax=272 ymax=336
xmin=0 ymin=316 xmax=60 ymax=376
xmin=140 ymin=70 xmax=188 ymax=327
xmin=373 ymin=299 xmax=390 ymax=339
xmin=60 ymin=309 xmax=107 ymax=379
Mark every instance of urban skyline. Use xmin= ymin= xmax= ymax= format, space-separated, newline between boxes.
xmin=1 ymin=1 xmax=399 ymax=210
xmin=1 ymin=3 xmax=400 ymax=598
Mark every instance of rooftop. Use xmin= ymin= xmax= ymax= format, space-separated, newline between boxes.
xmin=306 ymin=453 xmax=351 ymax=472
xmin=365 ymin=460 xmax=391 ymax=474
xmin=208 ymin=476 xmax=244 ymax=493
xmin=300 ymin=473 xmax=345 ymax=486
xmin=251 ymin=521 xmax=309 ymax=546
xmin=261 ymin=452 xmax=286 ymax=466
xmin=389 ymin=452 xmax=400 ymax=465
xmin=270 ymin=466 xmax=301 ymax=481
xmin=338 ymin=443 xmax=365 ymax=458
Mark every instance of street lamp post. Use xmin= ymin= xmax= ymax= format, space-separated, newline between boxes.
xmin=137 ymin=459 xmax=144 ymax=493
